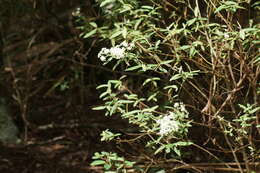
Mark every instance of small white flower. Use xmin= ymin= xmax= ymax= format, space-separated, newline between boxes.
xmin=99 ymin=56 xmax=106 ymax=61
xmin=98 ymin=49 xmax=104 ymax=57
xmin=174 ymin=102 xmax=180 ymax=108
xmin=110 ymin=47 xmax=125 ymax=59
xmin=98 ymin=52 xmax=102 ymax=58
xmin=102 ymin=48 xmax=110 ymax=54
xmin=157 ymin=113 xmax=180 ymax=136
xmin=174 ymin=102 xmax=187 ymax=113
xmin=120 ymin=41 xmax=128 ymax=48
xmin=98 ymin=48 xmax=110 ymax=61
xmin=120 ymin=41 xmax=134 ymax=50
xmin=224 ymin=33 xmax=229 ymax=39
xmin=180 ymin=104 xmax=187 ymax=113
xmin=98 ymin=42 xmax=130 ymax=62
xmin=128 ymin=42 xmax=134 ymax=50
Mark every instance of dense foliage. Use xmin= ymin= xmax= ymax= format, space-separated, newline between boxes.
xmin=80 ymin=0 xmax=260 ymax=172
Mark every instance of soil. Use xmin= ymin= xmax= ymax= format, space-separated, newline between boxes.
xmin=0 ymin=93 xmax=126 ymax=173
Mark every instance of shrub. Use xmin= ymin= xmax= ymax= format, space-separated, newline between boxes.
xmin=79 ymin=0 xmax=260 ymax=172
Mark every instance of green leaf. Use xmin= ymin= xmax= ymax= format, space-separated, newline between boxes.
xmin=91 ymin=160 xmax=106 ymax=166
xmin=142 ymin=105 xmax=159 ymax=112
xmin=100 ymin=92 xmax=109 ymax=99
xmin=97 ymin=84 xmax=108 ymax=89
xmin=187 ymin=18 xmax=197 ymax=26
xmin=101 ymin=129 xmax=121 ymax=141
xmin=141 ymin=5 xmax=154 ymax=10
xmin=189 ymin=46 xmax=197 ymax=57
xmin=104 ymin=163 xmax=112 ymax=170
xmin=249 ymin=107 xmax=260 ymax=114
xmin=179 ymin=45 xmax=191 ymax=50
xmin=92 ymin=106 xmax=107 ymax=110
xmin=147 ymin=92 xmax=158 ymax=102
xmin=142 ymin=77 xmax=160 ymax=86
xmin=155 ymin=40 xmax=161 ymax=48
xmin=154 ymin=145 xmax=165 ymax=155
xmin=100 ymin=0 xmax=115 ymax=7
xmin=239 ymin=30 xmax=245 ymax=40
xmin=89 ymin=22 xmax=97 ymax=28
xmin=159 ymin=60 xmax=174 ymax=65
xmin=110 ymin=30 xmax=122 ymax=39
xmin=122 ymin=110 xmax=140 ymax=118
xmin=194 ymin=6 xmax=199 ymax=17
xmin=215 ymin=5 xmax=227 ymax=13
xmin=120 ymin=4 xmax=133 ymax=13
xmin=174 ymin=141 xmax=193 ymax=146
xmin=122 ymin=27 xmax=127 ymax=39
xmin=83 ymin=29 xmax=97 ymax=38
xmin=124 ymin=94 xmax=138 ymax=100
xmin=134 ymin=19 xmax=142 ymax=30
xmin=170 ymin=74 xmax=182 ymax=81
xmin=156 ymin=170 xmax=166 ymax=173
xmin=173 ymin=147 xmax=181 ymax=156
xmin=125 ymin=65 xmax=142 ymax=71
xmin=110 ymin=103 xmax=118 ymax=115
xmin=164 ymin=85 xmax=178 ymax=92
xmin=119 ymin=100 xmax=135 ymax=104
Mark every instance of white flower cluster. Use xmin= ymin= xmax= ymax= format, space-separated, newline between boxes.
xmin=173 ymin=102 xmax=188 ymax=114
xmin=98 ymin=41 xmax=134 ymax=62
xmin=157 ymin=102 xmax=188 ymax=136
xmin=157 ymin=112 xmax=180 ymax=136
